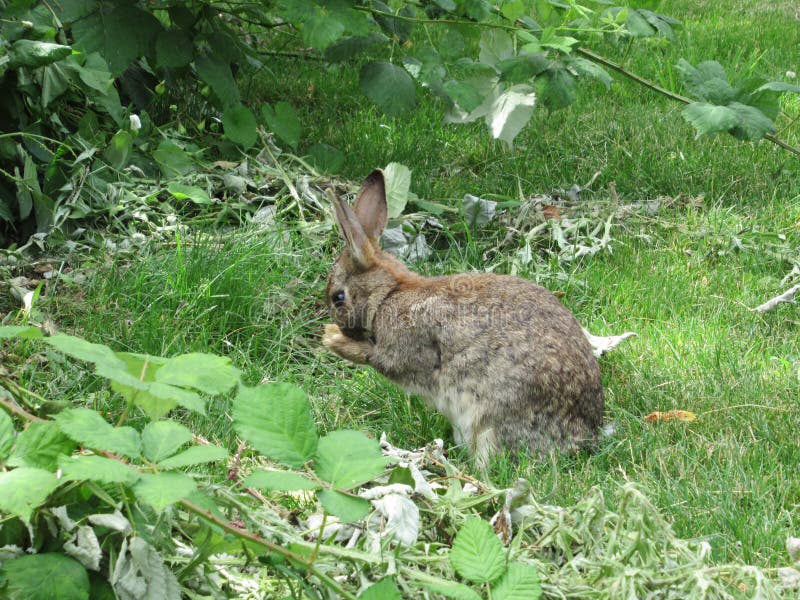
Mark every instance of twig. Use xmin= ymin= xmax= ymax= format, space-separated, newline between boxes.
xmin=751 ymin=284 xmax=800 ymax=313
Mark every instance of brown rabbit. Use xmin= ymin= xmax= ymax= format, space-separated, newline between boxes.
xmin=323 ymin=169 xmax=604 ymax=467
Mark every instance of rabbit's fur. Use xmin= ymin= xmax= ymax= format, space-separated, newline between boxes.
xmin=323 ymin=169 xmax=603 ymax=467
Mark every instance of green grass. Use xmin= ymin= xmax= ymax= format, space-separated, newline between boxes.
xmin=14 ymin=0 xmax=800 ymax=570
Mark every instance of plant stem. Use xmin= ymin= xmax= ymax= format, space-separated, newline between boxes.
xmin=180 ymin=499 xmax=358 ymax=600
xmin=0 ymin=395 xmax=44 ymax=422
xmin=576 ymin=47 xmax=800 ymax=157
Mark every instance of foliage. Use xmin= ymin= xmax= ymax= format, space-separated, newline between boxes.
xmin=0 ymin=325 xmax=794 ymax=597
xmin=1 ymin=0 xmax=798 ymax=250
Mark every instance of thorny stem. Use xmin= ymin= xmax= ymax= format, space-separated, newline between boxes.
xmin=0 ymin=395 xmax=44 ymax=422
xmin=576 ymin=47 xmax=800 ymax=157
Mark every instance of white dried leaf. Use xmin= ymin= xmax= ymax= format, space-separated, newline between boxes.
xmin=0 ymin=545 xmax=24 ymax=561
xmin=370 ymin=493 xmax=420 ymax=547
xmin=408 ymin=462 xmax=436 ymax=501
xmin=360 ymin=484 xmax=413 ymax=501
xmin=112 ymin=537 xmax=181 ymax=600
xmin=51 ymin=506 xmax=77 ymax=532
xmin=89 ymin=510 xmax=132 ymax=535
xmin=583 ymin=328 xmax=638 ymax=357
xmin=64 ymin=525 xmax=102 ymax=571
xmin=486 ymin=85 xmax=536 ymax=147
xmin=788 ymin=536 xmax=800 ymax=563
xmin=305 ymin=513 xmax=354 ymax=543
xmin=462 ymin=194 xmax=497 ymax=229
xmin=779 ymin=567 xmax=800 ymax=589
xmin=462 ymin=483 xmax=479 ymax=495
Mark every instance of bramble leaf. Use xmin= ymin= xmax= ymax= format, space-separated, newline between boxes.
xmin=318 ymin=489 xmax=371 ymax=522
xmin=7 ymin=421 xmax=76 ymax=470
xmin=244 ymin=470 xmax=320 ymax=491
xmin=233 ymin=384 xmax=318 ymax=469
xmin=314 ymin=430 xmax=388 ymax=489
xmin=492 ymin=562 xmax=542 ymax=600
xmin=133 ymin=472 xmax=197 ymax=511
xmin=450 ymin=517 xmax=506 ymax=584
xmin=0 ymin=553 xmax=90 ymax=600
xmin=58 ymin=455 xmax=140 ymax=485
xmin=55 ymin=408 xmax=141 ymax=459
xmin=223 ymin=103 xmax=258 ymax=149
xmin=156 ymin=353 xmax=240 ymax=394
xmin=0 ymin=468 xmax=60 ymax=523
xmin=360 ymin=61 xmax=416 ymax=116
xmin=142 ymin=421 xmax=192 ymax=463
xmin=157 ymin=445 xmax=228 ymax=468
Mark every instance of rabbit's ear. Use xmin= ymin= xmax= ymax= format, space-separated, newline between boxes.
xmin=327 ymin=189 xmax=374 ymax=269
xmin=353 ymin=169 xmax=388 ymax=241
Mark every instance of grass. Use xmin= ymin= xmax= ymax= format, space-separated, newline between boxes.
xmin=8 ymin=0 xmax=800 ymax=571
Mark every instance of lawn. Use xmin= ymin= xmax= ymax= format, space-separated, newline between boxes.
xmin=11 ymin=0 xmax=800 ymax=571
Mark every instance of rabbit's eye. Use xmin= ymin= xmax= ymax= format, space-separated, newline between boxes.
xmin=331 ymin=290 xmax=346 ymax=307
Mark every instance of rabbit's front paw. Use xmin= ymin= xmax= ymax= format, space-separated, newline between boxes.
xmin=322 ymin=324 xmax=371 ymax=365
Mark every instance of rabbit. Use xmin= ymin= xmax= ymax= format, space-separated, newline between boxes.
xmin=323 ymin=169 xmax=604 ymax=467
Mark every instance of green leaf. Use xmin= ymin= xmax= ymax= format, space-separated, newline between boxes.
xmin=45 ymin=333 xmax=126 ymax=371
xmin=479 ymin=29 xmax=514 ymax=66
xmin=681 ymin=102 xmax=739 ymax=138
xmin=754 ymin=81 xmax=800 ymax=94
xmin=8 ymin=421 xmax=76 ymax=470
xmin=383 ymin=162 xmax=411 ymax=218
xmin=71 ymin=3 xmax=161 ymax=75
xmin=58 ymin=455 xmax=140 ymax=485
xmin=492 ymin=562 xmax=542 ymax=600
xmin=565 ymin=57 xmax=613 ymax=89
xmin=223 ymin=104 xmax=258 ymax=149
xmin=313 ymin=430 xmax=388 ymax=489
xmin=142 ymin=421 xmax=192 ymax=463
xmin=464 ymin=0 xmax=491 ymax=21
xmin=153 ymin=141 xmax=195 ymax=178
xmin=233 ymin=384 xmax=318 ymax=469
xmin=157 ymin=445 xmax=228 ymax=468
xmin=417 ymin=581 xmax=483 ymax=600
xmin=55 ymin=408 xmax=141 ymax=459
xmin=243 ymin=470 xmax=320 ymax=491
xmin=728 ymin=102 xmax=775 ymax=141
xmin=0 ymin=410 xmax=14 ymax=462
xmin=1 ymin=553 xmax=90 ymax=600
xmin=443 ymin=80 xmax=485 ymax=113
xmin=155 ymin=29 xmax=193 ymax=68
xmin=450 ymin=517 xmax=506 ymax=584
xmin=9 ymin=40 xmax=72 ymax=68
xmin=486 ymin=84 xmax=537 ymax=147
xmin=156 ymin=353 xmax=240 ymax=394
xmin=166 ymin=183 xmax=211 ymax=205
xmin=307 ymin=143 xmax=345 ymax=174
xmin=317 ymin=489 xmax=370 ymax=523
xmin=261 ymin=102 xmax=302 ymax=150
xmin=676 ymin=59 xmax=735 ymax=104
xmin=0 ymin=468 xmax=60 ymax=524
xmin=195 ymin=50 xmax=240 ymax=107
xmin=53 ymin=0 xmax=98 ymax=23
xmin=0 ymin=326 xmax=43 ymax=339
xmin=497 ymin=53 xmax=549 ymax=84
xmin=325 ymin=33 xmax=389 ymax=63
xmin=359 ymin=577 xmax=403 ymax=599
xmin=538 ymin=66 xmax=576 ymax=109
xmin=303 ymin=10 xmax=346 ymax=50
xmin=133 ymin=472 xmax=197 ymax=511
xmin=103 ymin=130 xmax=133 ymax=169
xmin=359 ymin=61 xmax=417 ymax=117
